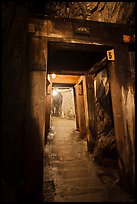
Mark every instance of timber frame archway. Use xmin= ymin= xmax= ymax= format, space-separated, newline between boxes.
xmin=26 ymin=17 xmax=135 ymax=201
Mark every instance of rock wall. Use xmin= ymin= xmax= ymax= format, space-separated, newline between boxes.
xmin=2 ymin=3 xmax=28 ymax=201
xmin=51 ymin=90 xmax=63 ymax=117
xmin=60 ymin=88 xmax=75 ymax=120
xmin=95 ymin=69 xmax=114 ymax=137
xmin=51 ymin=88 xmax=75 ymax=120
xmin=92 ymin=68 xmax=118 ymax=167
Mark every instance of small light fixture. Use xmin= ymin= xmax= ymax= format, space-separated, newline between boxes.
xmin=52 ymin=73 xmax=56 ymax=79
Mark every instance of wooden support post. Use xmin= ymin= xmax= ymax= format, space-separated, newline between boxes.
xmin=108 ymin=44 xmax=135 ymax=192
xmin=73 ymin=87 xmax=79 ymax=130
xmin=85 ymin=74 xmax=96 ymax=152
xmin=74 ymin=85 xmax=80 ymax=131
xmin=74 ymin=83 xmax=86 ymax=138
xmin=45 ymin=82 xmax=52 ymax=142
xmin=25 ymin=34 xmax=47 ymax=201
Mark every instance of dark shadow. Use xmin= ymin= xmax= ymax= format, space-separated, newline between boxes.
xmin=2 ymin=3 xmax=44 ymax=202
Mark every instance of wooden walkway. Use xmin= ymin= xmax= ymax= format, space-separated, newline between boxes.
xmin=43 ymin=117 xmax=134 ymax=202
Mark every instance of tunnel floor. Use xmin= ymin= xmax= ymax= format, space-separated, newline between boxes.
xmin=43 ymin=117 xmax=134 ymax=202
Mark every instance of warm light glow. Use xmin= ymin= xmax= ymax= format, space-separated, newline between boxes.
xmin=52 ymin=90 xmax=58 ymax=96
xmin=48 ymin=74 xmax=51 ymax=82
xmin=52 ymin=73 xmax=56 ymax=79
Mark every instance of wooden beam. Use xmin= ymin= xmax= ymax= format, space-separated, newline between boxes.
xmin=123 ymin=35 xmax=135 ymax=43
xmin=48 ymin=69 xmax=86 ymax=75
xmin=50 ymin=74 xmax=80 ymax=84
xmin=88 ymin=57 xmax=107 ymax=75
xmin=29 ymin=17 xmax=135 ymax=45
xmin=30 ymin=16 xmax=135 ymax=36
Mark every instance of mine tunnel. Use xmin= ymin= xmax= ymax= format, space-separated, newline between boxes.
xmin=2 ymin=2 xmax=135 ymax=202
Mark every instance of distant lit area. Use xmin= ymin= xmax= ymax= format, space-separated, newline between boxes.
xmin=52 ymin=89 xmax=58 ymax=96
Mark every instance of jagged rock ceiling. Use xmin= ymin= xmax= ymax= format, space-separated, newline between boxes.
xmin=28 ymin=2 xmax=135 ymax=26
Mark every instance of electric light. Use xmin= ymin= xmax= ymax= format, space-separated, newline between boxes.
xmin=52 ymin=73 xmax=56 ymax=79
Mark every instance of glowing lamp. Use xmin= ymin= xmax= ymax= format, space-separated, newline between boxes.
xmin=52 ymin=74 xmax=56 ymax=79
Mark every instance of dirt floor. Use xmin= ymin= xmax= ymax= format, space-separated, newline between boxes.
xmin=43 ymin=117 xmax=134 ymax=202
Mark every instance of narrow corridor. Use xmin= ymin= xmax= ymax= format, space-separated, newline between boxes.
xmin=43 ymin=117 xmax=134 ymax=202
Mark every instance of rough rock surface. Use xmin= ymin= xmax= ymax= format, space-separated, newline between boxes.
xmin=92 ymin=130 xmax=118 ymax=168
xmin=93 ymin=69 xmax=118 ymax=168
xmin=44 ymin=2 xmax=135 ymax=26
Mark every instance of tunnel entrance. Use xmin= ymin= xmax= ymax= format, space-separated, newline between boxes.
xmin=43 ymin=39 xmax=123 ymax=201
xmin=2 ymin=6 xmax=135 ymax=202
xmin=46 ymin=40 xmax=118 ymax=167
xmin=20 ymin=17 xmax=135 ymax=202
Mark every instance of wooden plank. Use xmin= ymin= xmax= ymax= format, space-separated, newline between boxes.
xmin=75 ymin=84 xmax=86 ymax=138
xmin=78 ymin=75 xmax=96 ymax=151
xmin=73 ymin=87 xmax=79 ymax=130
xmin=74 ymin=85 xmax=80 ymax=130
xmin=48 ymin=40 xmax=111 ymax=53
xmin=25 ymin=34 xmax=48 ymax=201
xmin=29 ymin=16 xmax=135 ymax=42
xmin=28 ymin=35 xmax=47 ymax=70
xmin=85 ymin=74 xmax=96 ymax=152
xmin=88 ymin=57 xmax=107 ymax=75
xmin=50 ymin=74 xmax=80 ymax=84
xmin=108 ymin=44 xmax=135 ymax=192
xmin=25 ymin=71 xmax=46 ymax=201
xmin=45 ymin=83 xmax=52 ymax=141
xmin=28 ymin=17 xmax=135 ymax=49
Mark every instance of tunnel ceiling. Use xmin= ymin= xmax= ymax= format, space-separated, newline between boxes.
xmin=27 ymin=2 xmax=135 ymax=27
xmin=48 ymin=42 xmax=109 ymax=75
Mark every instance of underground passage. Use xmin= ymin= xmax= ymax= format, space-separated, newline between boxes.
xmin=2 ymin=2 xmax=135 ymax=202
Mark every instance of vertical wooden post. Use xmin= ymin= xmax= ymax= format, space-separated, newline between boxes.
xmin=45 ymin=81 xmax=52 ymax=142
xmin=25 ymin=34 xmax=47 ymax=201
xmin=75 ymin=83 xmax=86 ymax=138
xmin=85 ymin=74 xmax=96 ymax=152
xmin=108 ymin=44 xmax=135 ymax=192
xmin=74 ymin=85 xmax=80 ymax=131
xmin=73 ymin=87 xmax=79 ymax=130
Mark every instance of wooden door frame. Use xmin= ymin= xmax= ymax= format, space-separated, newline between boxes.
xmin=27 ymin=17 xmax=135 ymax=199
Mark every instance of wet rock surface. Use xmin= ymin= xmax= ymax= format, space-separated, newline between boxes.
xmin=43 ymin=117 xmax=134 ymax=202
